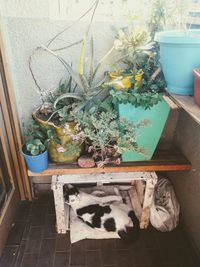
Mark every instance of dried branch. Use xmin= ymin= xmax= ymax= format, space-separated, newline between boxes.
xmin=46 ymin=0 xmax=99 ymax=48
xmin=28 ymin=47 xmax=45 ymax=104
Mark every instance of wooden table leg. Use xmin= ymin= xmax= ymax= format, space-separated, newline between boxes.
xmin=51 ymin=175 xmax=69 ymax=233
xmin=129 ymin=182 xmax=143 ymax=220
xmin=140 ymin=172 xmax=158 ymax=229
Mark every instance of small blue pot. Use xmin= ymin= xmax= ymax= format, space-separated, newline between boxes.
xmin=155 ymin=30 xmax=200 ymax=95
xmin=22 ymin=146 xmax=48 ymax=173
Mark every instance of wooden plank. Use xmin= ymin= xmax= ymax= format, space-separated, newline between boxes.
xmin=170 ymin=94 xmax=200 ymax=125
xmin=128 ymin=185 xmax=142 ymax=220
xmin=163 ymin=95 xmax=179 ymax=110
xmin=28 ymin=143 xmax=191 ymax=176
xmin=140 ymin=172 xmax=158 ymax=229
xmin=52 ymin=172 xmax=152 ymax=184
xmin=28 ymin=163 xmax=191 ymax=176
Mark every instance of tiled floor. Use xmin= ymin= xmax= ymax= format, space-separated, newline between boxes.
xmin=0 ymin=192 xmax=199 ymax=267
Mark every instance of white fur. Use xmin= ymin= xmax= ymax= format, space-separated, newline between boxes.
xmin=66 ymin=190 xmax=134 ymax=232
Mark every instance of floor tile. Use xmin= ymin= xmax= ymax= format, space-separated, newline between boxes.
xmin=55 ymin=233 xmax=71 ymax=252
xmin=21 ymin=253 xmax=39 ymax=267
xmin=0 ymin=245 xmax=18 ymax=267
xmin=14 ymin=240 xmax=26 ymax=267
xmin=117 ymin=249 xmax=134 ymax=267
xmin=85 ymin=239 xmax=102 ymax=250
xmin=37 ymin=238 xmax=56 ymax=267
xmin=101 ymin=249 xmax=117 ymax=266
xmin=85 ymin=250 xmax=102 ymax=267
xmin=54 ymin=252 xmax=70 ymax=267
xmin=6 ymin=221 xmax=26 ymax=246
xmin=70 ymin=241 xmax=85 ymax=266
xmin=24 ymin=226 xmax=42 ymax=253
xmin=1 ymin=195 xmax=200 ymax=267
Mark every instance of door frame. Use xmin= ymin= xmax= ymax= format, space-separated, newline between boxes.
xmin=0 ymin=24 xmax=32 ymax=201
xmin=0 ymin=104 xmax=20 ymax=254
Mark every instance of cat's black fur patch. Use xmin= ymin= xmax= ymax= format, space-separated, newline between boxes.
xmin=63 ymin=185 xmax=79 ymax=202
xmin=85 ymin=221 xmax=94 ymax=228
xmin=78 ymin=216 xmax=84 ymax=222
xmin=77 ymin=204 xmax=100 ymax=215
xmin=117 ymin=210 xmax=140 ymax=242
xmin=104 ymin=217 xmax=116 ymax=232
xmin=77 ymin=204 xmax=111 ymax=216
xmin=128 ymin=210 xmax=139 ymax=228
xmin=77 ymin=204 xmax=111 ymax=228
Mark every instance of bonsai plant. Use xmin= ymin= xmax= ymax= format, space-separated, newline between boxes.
xmin=22 ymin=119 xmax=48 ymax=172
xmin=105 ymin=27 xmax=170 ymax=161
xmin=72 ymin=99 xmax=150 ymax=167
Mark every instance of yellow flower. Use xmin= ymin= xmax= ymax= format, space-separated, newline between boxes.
xmin=134 ymin=69 xmax=144 ymax=89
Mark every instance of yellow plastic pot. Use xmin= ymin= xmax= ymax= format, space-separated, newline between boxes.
xmin=33 ymin=108 xmax=82 ymax=163
xmin=109 ymin=71 xmax=133 ymax=91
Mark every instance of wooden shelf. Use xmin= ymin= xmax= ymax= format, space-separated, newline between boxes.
xmin=170 ymin=94 xmax=200 ymax=124
xmin=28 ymin=143 xmax=191 ymax=176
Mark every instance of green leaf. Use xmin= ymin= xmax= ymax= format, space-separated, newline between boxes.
xmin=54 ymin=93 xmax=84 ymax=109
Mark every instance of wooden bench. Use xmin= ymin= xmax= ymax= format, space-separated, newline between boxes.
xmin=28 ymin=143 xmax=191 ymax=234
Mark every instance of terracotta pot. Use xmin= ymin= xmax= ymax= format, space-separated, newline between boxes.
xmin=33 ymin=108 xmax=82 ymax=163
xmin=193 ymin=68 xmax=200 ymax=107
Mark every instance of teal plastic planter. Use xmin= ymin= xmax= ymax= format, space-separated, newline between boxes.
xmin=118 ymin=99 xmax=170 ymax=161
xmin=155 ymin=30 xmax=200 ymax=95
xmin=22 ymin=147 xmax=48 ymax=173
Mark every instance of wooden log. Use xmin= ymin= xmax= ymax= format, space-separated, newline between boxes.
xmin=135 ymin=180 xmax=145 ymax=205
xmin=128 ymin=184 xmax=143 ymax=221
xmin=140 ymin=172 xmax=158 ymax=229
xmin=51 ymin=176 xmax=69 ymax=233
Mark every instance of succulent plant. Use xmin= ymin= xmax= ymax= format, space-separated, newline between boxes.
xmin=26 ymin=139 xmax=46 ymax=156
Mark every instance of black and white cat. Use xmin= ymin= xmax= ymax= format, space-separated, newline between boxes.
xmin=63 ymin=185 xmax=140 ymax=241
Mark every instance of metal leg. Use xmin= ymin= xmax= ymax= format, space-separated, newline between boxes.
xmin=140 ymin=172 xmax=158 ymax=229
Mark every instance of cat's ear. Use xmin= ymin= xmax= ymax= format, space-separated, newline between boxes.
xmin=63 ymin=184 xmax=69 ymax=196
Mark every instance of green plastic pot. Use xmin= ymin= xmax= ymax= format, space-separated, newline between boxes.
xmin=117 ymin=98 xmax=170 ymax=161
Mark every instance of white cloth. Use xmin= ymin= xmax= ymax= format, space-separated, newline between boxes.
xmin=68 ymin=185 xmax=132 ymax=243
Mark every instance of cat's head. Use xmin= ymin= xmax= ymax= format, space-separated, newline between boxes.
xmin=63 ymin=184 xmax=79 ymax=205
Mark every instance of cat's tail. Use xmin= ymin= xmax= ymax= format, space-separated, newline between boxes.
xmin=118 ymin=210 xmax=140 ymax=242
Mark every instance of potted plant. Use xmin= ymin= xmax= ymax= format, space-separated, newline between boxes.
xmin=32 ymin=78 xmax=84 ymax=163
xmin=30 ymin=36 xmax=112 ymax=163
xmin=106 ymin=27 xmax=170 ymax=161
xmin=72 ymin=99 xmax=150 ymax=167
xmin=155 ymin=29 xmax=200 ymax=95
xmin=22 ymin=119 xmax=48 ymax=172
xmin=150 ymin=0 xmax=200 ymax=96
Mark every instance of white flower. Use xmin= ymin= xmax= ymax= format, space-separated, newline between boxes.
xmin=114 ymin=39 xmax=124 ymax=51
xmin=57 ymin=146 xmax=66 ymax=153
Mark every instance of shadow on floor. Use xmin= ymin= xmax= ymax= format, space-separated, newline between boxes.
xmin=0 ymin=192 xmax=199 ymax=267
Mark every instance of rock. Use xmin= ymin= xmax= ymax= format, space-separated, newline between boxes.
xmin=78 ymin=156 xmax=95 ymax=168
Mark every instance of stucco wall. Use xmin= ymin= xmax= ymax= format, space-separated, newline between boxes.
xmin=1 ymin=0 xmax=140 ymax=131
xmin=168 ymin=110 xmax=200 ymax=256
xmin=2 ymin=18 xmax=117 ymax=129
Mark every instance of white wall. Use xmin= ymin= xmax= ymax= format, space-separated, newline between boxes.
xmin=1 ymin=0 xmax=150 ymax=131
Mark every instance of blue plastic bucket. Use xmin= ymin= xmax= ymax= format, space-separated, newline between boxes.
xmin=155 ymin=30 xmax=200 ymax=95
xmin=22 ymin=147 xmax=48 ymax=173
